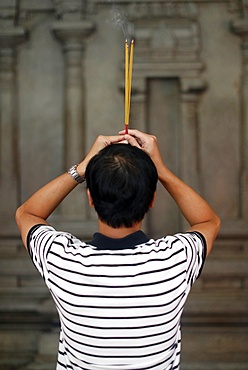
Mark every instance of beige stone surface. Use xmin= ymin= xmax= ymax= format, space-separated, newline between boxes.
xmin=0 ymin=1 xmax=247 ymax=369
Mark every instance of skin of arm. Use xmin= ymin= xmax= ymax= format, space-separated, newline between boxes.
xmin=120 ymin=129 xmax=221 ymax=256
xmin=15 ymin=134 xmax=126 ymax=249
xmin=16 ymin=129 xmax=220 ymax=256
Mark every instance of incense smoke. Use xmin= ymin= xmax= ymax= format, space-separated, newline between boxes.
xmin=107 ymin=2 xmax=134 ymax=41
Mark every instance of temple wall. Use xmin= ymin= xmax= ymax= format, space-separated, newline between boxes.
xmin=0 ymin=1 xmax=247 ymax=369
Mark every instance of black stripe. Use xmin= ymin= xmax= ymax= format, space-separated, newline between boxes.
xmin=48 ymin=275 xmax=185 ymax=299
xmin=48 ymin=267 xmax=185 ymax=289
xmin=49 ymin=245 xmax=185 ymax=268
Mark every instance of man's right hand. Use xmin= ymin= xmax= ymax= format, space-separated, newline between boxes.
xmin=119 ymin=129 xmax=165 ymax=176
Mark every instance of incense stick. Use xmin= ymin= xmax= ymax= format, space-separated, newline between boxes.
xmin=125 ymin=40 xmax=129 ymax=133
xmin=125 ymin=39 xmax=134 ymax=134
xmin=127 ymin=39 xmax=134 ymax=130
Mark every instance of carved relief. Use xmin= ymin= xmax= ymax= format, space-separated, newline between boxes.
xmin=52 ymin=0 xmax=94 ymax=19
xmin=134 ymin=20 xmax=200 ymax=62
xmin=127 ymin=1 xmax=198 ymax=19
xmin=104 ymin=1 xmax=202 ymax=64
xmin=226 ymin=0 xmax=244 ymax=13
xmin=238 ymin=0 xmax=248 ymax=16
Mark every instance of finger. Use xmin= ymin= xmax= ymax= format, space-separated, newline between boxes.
xmin=108 ymin=135 xmax=127 ymax=145
xmin=119 ymin=129 xmax=141 ymax=137
xmin=119 ymin=129 xmax=143 ymax=142
xmin=123 ymin=134 xmax=142 ymax=148
xmin=99 ymin=135 xmax=126 ymax=147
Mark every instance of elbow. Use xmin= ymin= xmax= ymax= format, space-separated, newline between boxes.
xmin=15 ymin=206 xmax=23 ymax=229
xmin=214 ymin=214 xmax=221 ymax=236
xmin=216 ymin=214 xmax=221 ymax=229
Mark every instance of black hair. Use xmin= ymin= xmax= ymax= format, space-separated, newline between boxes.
xmin=85 ymin=144 xmax=158 ymax=228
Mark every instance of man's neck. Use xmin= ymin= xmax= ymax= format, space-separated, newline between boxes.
xmin=98 ymin=219 xmax=142 ymax=239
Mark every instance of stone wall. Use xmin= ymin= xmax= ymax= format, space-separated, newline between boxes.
xmin=0 ymin=1 xmax=247 ymax=369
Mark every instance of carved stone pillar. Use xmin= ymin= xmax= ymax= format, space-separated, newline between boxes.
xmin=51 ymin=2 xmax=95 ymax=222
xmin=232 ymin=19 xmax=248 ymax=219
xmin=180 ymin=78 xmax=206 ymax=229
xmin=0 ymin=28 xmax=27 ymax=235
xmin=52 ymin=21 xmax=95 ymax=169
xmin=180 ymin=78 xmax=206 ymax=191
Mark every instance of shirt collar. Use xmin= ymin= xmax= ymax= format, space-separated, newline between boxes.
xmin=88 ymin=230 xmax=149 ymax=250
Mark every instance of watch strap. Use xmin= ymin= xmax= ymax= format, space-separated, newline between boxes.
xmin=67 ymin=164 xmax=85 ymax=184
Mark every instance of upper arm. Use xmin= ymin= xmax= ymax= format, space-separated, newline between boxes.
xmin=15 ymin=207 xmax=49 ymax=249
xmin=187 ymin=216 xmax=221 ymax=256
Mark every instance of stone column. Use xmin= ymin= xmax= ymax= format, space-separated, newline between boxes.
xmin=180 ymin=78 xmax=206 ymax=229
xmin=53 ymin=22 xmax=94 ymax=168
xmin=232 ymin=19 xmax=248 ymax=219
xmin=52 ymin=14 xmax=95 ymax=221
xmin=180 ymin=78 xmax=206 ymax=189
xmin=0 ymin=27 xmax=27 ymax=235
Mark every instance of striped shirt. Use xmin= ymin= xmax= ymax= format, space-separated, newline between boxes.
xmin=27 ymin=225 xmax=206 ymax=370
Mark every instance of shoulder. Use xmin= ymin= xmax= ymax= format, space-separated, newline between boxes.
xmin=152 ymin=231 xmax=206 ymax=252
xmin=27 ymin=224 xmax=57 ymax=246
xmin=173 ymin=231 xmax=207 ymax=255
xmin=27 ymin=224 xmax=83 ymax=256
xmin=152 ymin=231 xmax=207 ymax=281
xmin=164 ymin=231 xmax=207 ymax=262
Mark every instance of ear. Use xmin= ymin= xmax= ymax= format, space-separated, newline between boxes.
xmin=149 ymin=192 xmax=156 ymax=209
xmin=87 ymin=189 xmax=94 ymax=208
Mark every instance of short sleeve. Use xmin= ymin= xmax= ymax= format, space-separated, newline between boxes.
xmin=27 ymin=224 xmax=86 ymax=285
xmin=174 ymin=231 xmax=207 ymax=287
xmin=27 ymin=224 xmax=59 ymax=280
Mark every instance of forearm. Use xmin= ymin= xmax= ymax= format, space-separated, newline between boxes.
xmin=16 ymin=172 xmax=79 ymax=221
xmin=158 ymin=163 xmax=220 ymax=253
xmin=158 ymin=165 xmax=214 ymax=226
xmin=15 ymin=169 xmax=84 ymax=248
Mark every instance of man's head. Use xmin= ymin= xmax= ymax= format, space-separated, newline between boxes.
xmin=85 ymin=144 xmax=158 ymax=228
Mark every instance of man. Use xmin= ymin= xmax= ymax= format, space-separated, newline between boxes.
xmin=16 ymin=129 xmax=220 ymax=370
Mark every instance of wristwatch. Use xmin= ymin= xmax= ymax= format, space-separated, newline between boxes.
xmin=67 ymin=164 xmax=85 ymax=184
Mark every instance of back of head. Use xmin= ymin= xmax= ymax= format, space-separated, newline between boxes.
xmin=85 ymin=144 xmax=158 ymax=228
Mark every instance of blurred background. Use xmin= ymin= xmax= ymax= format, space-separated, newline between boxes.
xmin=0 ymin=0 xmax=247 ymax=369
